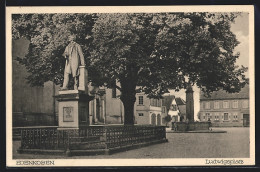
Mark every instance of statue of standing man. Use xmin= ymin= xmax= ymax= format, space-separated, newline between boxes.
xmin=61 ymin=34 xmax=85 ymax=90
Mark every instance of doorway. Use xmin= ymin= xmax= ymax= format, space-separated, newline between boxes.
xmin=157 ymin=114 xmax=161 ymax=126
xmin=151 ymin=113 xmax=156 ymax=125
xmin=243 ymin=114 xmax=249 ymax=127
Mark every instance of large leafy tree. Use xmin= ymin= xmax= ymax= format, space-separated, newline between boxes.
xmin=12 ymin=14 xmax=95 ymax=86
xmin=91 ymin=13 xmax=248 ymax=124
xmin=13 ymin=13 xmax=248 ymax=125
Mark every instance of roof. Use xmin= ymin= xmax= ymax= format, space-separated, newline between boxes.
xmin=175 ymin=97 xmax=186 ymax=105
xmin=178 ymin=105 xmax=186 ymax=115
xmin=162 ymin=95 xmax=175 ymax=110
xmin=200 ymin=85 xmax=249 ymax=100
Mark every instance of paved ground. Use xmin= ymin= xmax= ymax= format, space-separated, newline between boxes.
xmin=13 ymin=127 xmax=250 ymax=159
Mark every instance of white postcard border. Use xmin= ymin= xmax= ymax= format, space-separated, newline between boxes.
xmin=6 ymin=5 xmax=255 ymax=167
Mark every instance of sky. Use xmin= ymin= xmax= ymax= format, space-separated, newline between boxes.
xmin=168 ymin=13 xmax=249 ymax=121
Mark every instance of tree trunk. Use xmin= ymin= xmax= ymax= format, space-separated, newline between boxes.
xmin=120 ymin=87 xmax=136 ymax=125
xmin=120 ymin=66 xmax=138 ymax=125
xmin=122 ymin=98 xmax=135 ymax=125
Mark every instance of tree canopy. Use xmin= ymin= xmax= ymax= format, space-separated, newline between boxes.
xmin=91 ymin=13 xmax=248 ymax=97
xmin=12 ymin=13 xmax=248 ymax=124
xmin=12 ymin=14 xmax=95 ymax=86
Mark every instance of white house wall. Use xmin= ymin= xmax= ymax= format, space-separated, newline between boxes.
xmin=135 ymin=93 xmax=163 ymax=125
xmin=168 ymin=99 xmax=180 ymax=116
xmin=105 ymin=88 xmax=124 ymax=124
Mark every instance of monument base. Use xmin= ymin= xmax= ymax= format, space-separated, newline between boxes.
xmin=55 ymin=91 xmax=94 ymax=129
xmin=172 ymin=122 xmax=211 ymax=131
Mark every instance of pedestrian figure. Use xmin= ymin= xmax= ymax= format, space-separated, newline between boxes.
xmin=173 ymin=122 xmax=177 ymax=131
xmin=208 ymin=118 xmax=212 ymax=131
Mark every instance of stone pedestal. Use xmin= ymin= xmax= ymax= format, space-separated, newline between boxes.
xmin=56 ymin=67 xmax=93 ymax=129
xmin=56 ymin=90 xmax=94 ymax=129
xmin=172 ymin=122 xmax=210 ymax=131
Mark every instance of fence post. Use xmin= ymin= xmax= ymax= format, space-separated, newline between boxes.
xmin=20 ymin=129 xmax=24 ymax=150
xmin=164 ymin=126 xmax=166 ymax=139
xmin=65 ymin=131 xmax=71 ymax=157
xmin=56 ymin=130 xmax=59 ymax=149
xmin=104 ymin=126 xmax=110 ymax=155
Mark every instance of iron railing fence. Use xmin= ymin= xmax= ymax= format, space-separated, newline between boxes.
xmin=19 ymin=125 xmax=166 ymax=151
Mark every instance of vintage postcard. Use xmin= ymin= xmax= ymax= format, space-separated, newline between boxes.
xmin=6 ymin=5 xmax=255 ymax=167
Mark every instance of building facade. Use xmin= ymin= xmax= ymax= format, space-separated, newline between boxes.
xmin=161 ymin=95 xmax=175 ymax=126
xmin=163 ymin=95 xmax=180 ymax=122
xmin=198 ymin=85 xmax=250 ymax=127
xmin=135 ymin=93 xmax=163 ymax=125
xmin=12 ymin=38 xmax=60 ymax=127
xmin=89 ymin=86 xmax=124 ymax=125
xmin=161 ymin=96 xmax=187 ymax=127
xmin=175 ymin=97 xmax=186 ymax=121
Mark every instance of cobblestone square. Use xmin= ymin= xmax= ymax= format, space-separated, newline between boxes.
xmin=13 ymin=127 xmax=250 ymax=159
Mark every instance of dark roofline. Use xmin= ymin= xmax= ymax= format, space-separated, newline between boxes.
xmin=200 ymin=97 xmax=249 ymax=101
xmin=200 ymin=85 xmax=249 ymax=100
xmin=175 ymin=97 xmax=186 ymax=105
xmin=162 ymin=95 xmax=175 ymax=98
xmin=162 ymin=95 xmax=175 ymax=110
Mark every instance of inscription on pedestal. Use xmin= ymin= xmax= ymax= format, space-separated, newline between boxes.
xmin=56 ymin=93 xmax=93 ymax=128
xmin=63 ymin=107 xmax=74 ymax=122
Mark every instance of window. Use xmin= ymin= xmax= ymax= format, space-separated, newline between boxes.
xmin=162 ymin=107 xmax=166 ymax=113
xmin=138 ymin=113 xmax=144 ymax=116
xmin=150 ymin=98 xmax=160 ymax=107
xmin=156 ymin=99 xmax=160 ymax=107
xmin=232 ymin=100 xmax=238 ymax=108
xmin=138 ymin=96 xmax=143 ymax=105
xmin=215 ymin=113 xmax=219 ymax=121
xmin=203 ymin=116 xmax=205 ymax=120
xmin=171 ymin=104 xmax=177 ymax=111
xmin=206 ymin=113 xmax=210 ymax=120
xmin=150 ymin=99 xmax=154 ymax=106
xmin=223 ymin=101 xmax=229 ymax=109
xmin=233 ymin=113 xmax=238 ymax=120
xmin=214 ymin=101 xmax=219 ymax=109
xmin=224 ymin=113 xmax=229 ymax=120
xmin=158 ymin=100 xmax=161 ymax=107
xmin=205 ymin=102 xmax=210 ymax=109
xmin=242 ymin=100 xmax=249 ymax=108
